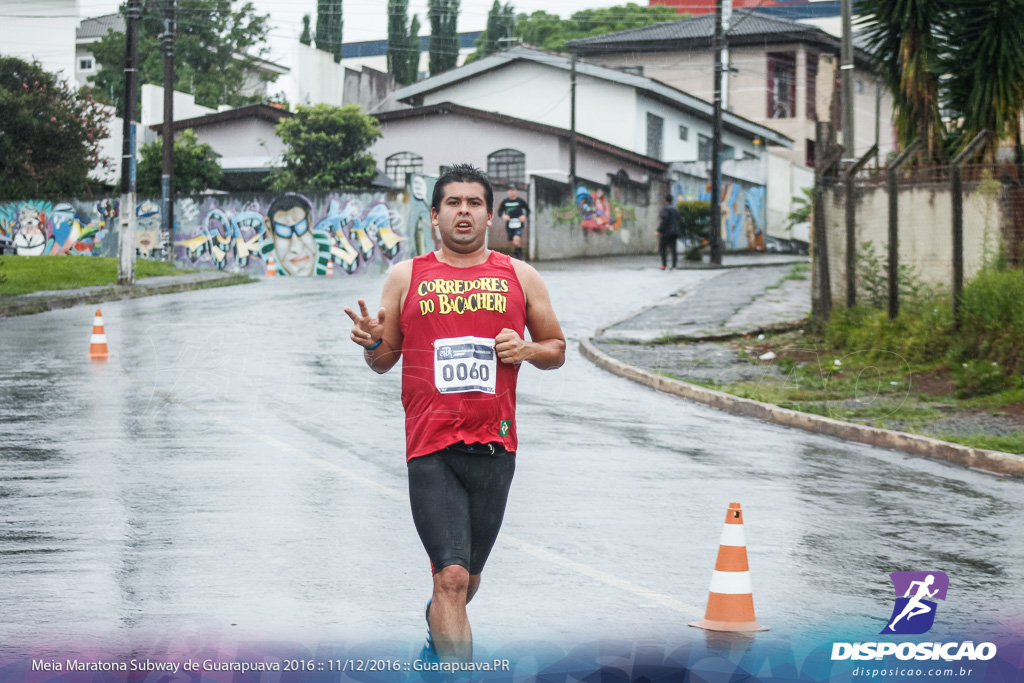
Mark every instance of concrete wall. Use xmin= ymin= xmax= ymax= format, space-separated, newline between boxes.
xmin=822 ymin=177 xmax=1012 ymax=304
xmin=278 ymin=42 xmax=347 ymax=108
xmin=531 ymin=174 xmax=662 ymax=260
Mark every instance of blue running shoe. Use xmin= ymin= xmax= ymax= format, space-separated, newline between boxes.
xmin=420 ymin=598 xmax=438 ymax=662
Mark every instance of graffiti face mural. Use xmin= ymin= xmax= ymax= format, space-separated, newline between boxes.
xmin=555 ymin=185 xmax=635 ymax=233
xmin=176 ymin=192 xmax=405 ymax=276
xmin=673 ymin=178 xmax=767 ymax=251
xmin=0 ymin=200 xmax=107 ymax=256
xmin=135 ymin=200 xmax=163 ymax=258
xmin=267 ymin=194 xmax=318 ymax=276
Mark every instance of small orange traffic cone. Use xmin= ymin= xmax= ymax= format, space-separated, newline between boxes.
xmin=88 ymin=309 xmax=110 ymax=360
xmin=265 ymin=252 xmax=277 ymax=277
xmin=326 ymin=259 xmax=334 ymax=277
xmin=690 ymin=502 xmax=769 ymax=632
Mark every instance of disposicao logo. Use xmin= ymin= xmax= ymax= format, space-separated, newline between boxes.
xmin=830 ymin=570 xmax=997 ymax=662
xmin=881 ymin=571 xmax=948 ymax=635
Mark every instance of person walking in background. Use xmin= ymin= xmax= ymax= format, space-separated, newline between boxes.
xmin=657 ymin=193 xmax=680 ymax=270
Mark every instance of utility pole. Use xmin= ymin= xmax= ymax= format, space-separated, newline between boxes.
xmin=118 ymin=0 xmax=141 ymax=286
xmin=569 ymin=55 xmax=577 ymax=194
xmin=840 ymin=0 xmax=854 ymax=160
xmin=162 ymin=0 xmax=176 ymax=264
xmin=709 ymin=0 xmax=724 ymax=265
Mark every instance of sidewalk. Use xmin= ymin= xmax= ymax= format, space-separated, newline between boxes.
xmin=580 ymin=262 xmax=1024 ymax=477
xmin=0 ymin=270 xmax=253 ymax=317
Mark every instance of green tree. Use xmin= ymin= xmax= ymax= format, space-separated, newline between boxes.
xmin=941 ymin=0 xmax=1024 ymax=158
xmin=136 ymin=129 xmax=223 ymax=195
xmin=316 ymin=0 xmax=344 ymax=63
xmin=90 ymin=0 xmax=272 ymax=117
xmin=300 ymin=13 xmax=312 ymax=46
xmin=856 ymin=0 xmax=949 ymax=159
xmin=409 ymin=14 xmax=422 ymax=79
xmin=514 ymin=3 xmax=680 ymax=52
xmin=428 ymin=0 xmax=460 ymax=76
xmin=468 ymin=1 xmax=516 ymax=61
xmin=388 ymin=0 xmax=420 ymax=84
xmin=0 ymin=57 xmax=111 ymax=200
xmin=268 ymin=104 xmax=381 ymax=191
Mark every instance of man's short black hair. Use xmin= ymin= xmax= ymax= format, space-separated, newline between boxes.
xmin=665 ymin=193 xmax=674 ymax=204
xmin=432 ymin=163 xmax=494 ymax=213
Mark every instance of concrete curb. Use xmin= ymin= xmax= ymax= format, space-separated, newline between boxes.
xmin=580 ymin=336 xmax=1024 ymax=478
xmin=0 ymin=273 xmax=255 ymax=317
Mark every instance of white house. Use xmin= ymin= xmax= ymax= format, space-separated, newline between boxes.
xmin=372 ymin=101 xmax=669 ymax=186
xmin=390 ymin=45 xmax=793 ymax=168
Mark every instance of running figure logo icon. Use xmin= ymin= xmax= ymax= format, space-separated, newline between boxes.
xmin=880 ymin=571 xmax=949 ymax=635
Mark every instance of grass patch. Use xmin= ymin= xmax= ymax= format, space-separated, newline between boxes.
xmin=936 ymin=433 xmax=1024 ymax=455
xmin=0 ymin=256 xmax=196 ymax=296
xmin=784 ymin=261 xmax=810 ymax=281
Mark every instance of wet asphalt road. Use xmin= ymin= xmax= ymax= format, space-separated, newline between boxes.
xmin=1 ymin=258 xmax=1022 ymax=661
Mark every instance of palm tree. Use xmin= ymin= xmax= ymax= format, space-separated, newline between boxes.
xmin=942 ymin=0 xmax=1024 ymax=159
xmin=856 ymin=0 xmax=950 ymax=160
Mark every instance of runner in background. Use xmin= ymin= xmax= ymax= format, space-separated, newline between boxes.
xmin=498 ymin=184 xmax=529 ymax=260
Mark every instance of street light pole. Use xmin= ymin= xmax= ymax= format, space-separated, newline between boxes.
xmin=569 ymin=55 xmax=577 ymax=194
xmin=118 ymin=0 xmax=141 ymax=285
xmin=709 ymin=0 xmax=724 ymax=265
xmin=841 ymin=0 xmax=854 ymax=159
xmin=162 ymin=0 xmax=176 ymax=264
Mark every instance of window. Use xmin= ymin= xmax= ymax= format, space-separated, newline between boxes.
xmin=697 ymin=135 xmax=734 ymax=162
xmin=767 ymin=52 xmax=796 ymax=119
xmin=646 ymin=112 xmax=664 ymax=160
xmin=698 ymin=134 xmax=712 ymax=161
xmin=385 ymin=152 xmax=423 ymax=185
xmin=679 ymin=125 xmax=689 ymax=141
xmin=487 ymin=149 xmax=525 ymax=185
xmin=79 ymin=57 xmax=94 ymax=71
xmin=806 ymin=139 xmax=816 ymax=168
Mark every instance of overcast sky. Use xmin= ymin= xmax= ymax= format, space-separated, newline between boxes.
xmin=76 ymin=0 xmax=656 ymax=64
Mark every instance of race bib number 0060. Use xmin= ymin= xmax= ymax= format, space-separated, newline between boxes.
xmin=434 ymin=336 xmax=497 ymax=394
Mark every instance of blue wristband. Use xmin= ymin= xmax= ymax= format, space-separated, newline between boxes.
xmin=365 ymin=338 xmax=383 ymax=350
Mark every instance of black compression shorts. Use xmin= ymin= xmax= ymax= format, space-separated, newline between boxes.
xmin=407 ymin=442 xmax=516 ymax=576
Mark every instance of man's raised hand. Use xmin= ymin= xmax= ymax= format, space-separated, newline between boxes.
xmin=344 ymin=299 xmax=387 ymax=348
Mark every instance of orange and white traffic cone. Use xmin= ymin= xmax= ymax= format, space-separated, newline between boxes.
xmin=689 ymin=502 xmax=769 ymax=632
xmin=265 ymin=252 xmax=277 ymax=277
xmin=326 ymin=260 xmax=334 ymax=277
xmin=88 ymin=309 xmax=110 ymax=360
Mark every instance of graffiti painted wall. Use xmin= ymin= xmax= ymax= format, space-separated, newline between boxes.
xmin=0 ymin=199 xmax=121 ymax=258
xmin=673 ymin=174 xmax=767 ymax=251
xmin=532 ymin=174 xmax=662 ymax=260
xmin=176 ymin=191 xmax=409 ymax=276
xmin=0 ymin=177 xmax=441 ymax=276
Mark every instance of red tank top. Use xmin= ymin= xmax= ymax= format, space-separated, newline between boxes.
xmin=399 ymin=251 xmax=527 ymax=460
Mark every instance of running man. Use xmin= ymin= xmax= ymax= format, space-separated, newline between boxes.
xmin=344 ymin=164 xmax=565 ymax=663
xmin=497 ymin=183 xmax=529 ymax=260
xmin=887 ymin=574 xmax=939 ymax=631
